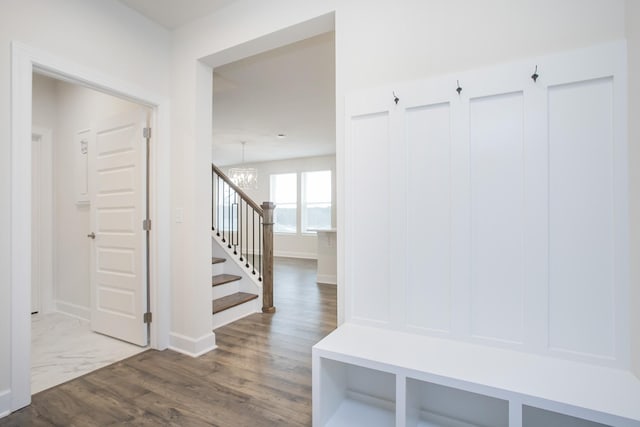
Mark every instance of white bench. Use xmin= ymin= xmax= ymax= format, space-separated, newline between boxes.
xmin=312 ymin=323 xmax=640 ymax=427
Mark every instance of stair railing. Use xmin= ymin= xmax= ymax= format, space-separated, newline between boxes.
xmin=212 ymin=164 xmax=275 ymax=313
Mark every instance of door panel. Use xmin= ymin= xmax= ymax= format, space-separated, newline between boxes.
xmin=89 ymin=110 xmax=148 ymax=346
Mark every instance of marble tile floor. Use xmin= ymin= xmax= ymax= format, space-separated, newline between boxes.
xmin=31 ymin=312 xmax=147 ymax=394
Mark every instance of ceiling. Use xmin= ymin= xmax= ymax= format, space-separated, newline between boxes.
xmin=212 ymin=32 xmax=335 ymax=166
xmin=118 ymin=0 xmax=237 ymax=29
xmin=117 ymin=0 xmax=336 ymax=166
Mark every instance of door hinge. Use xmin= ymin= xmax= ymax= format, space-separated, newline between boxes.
xmin=143 ymin=127 xmax=151 ymax=139
xmin=143 ymin=312 xmax=152 ymax=324
xmin=143 ymin=219 xmax=152 ymax=231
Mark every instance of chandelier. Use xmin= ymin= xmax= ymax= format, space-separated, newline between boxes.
xmin=229 ymin=141 xmax=258 ymax=190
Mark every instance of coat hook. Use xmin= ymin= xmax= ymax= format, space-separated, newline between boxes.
xmin=456 ymin=80 xmax=462 ymax=95
xmin=393 ymin=92 xmax=399 ymax=105
xmin=531 ymin=65 xmax=539 ymax=82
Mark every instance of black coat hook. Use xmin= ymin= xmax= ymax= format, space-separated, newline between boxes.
xmin=456 ymin=80 xmax=462 ymax=95
xmin=393 ymin=92 xmax=399 ymax=105
xmin=531 ymin=65 xmax=539 ymax=82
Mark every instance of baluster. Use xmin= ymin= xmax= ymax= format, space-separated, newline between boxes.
xmin=221 ymin=181 xmax=226 ymax=243
xmin=252 ymin=209 xmax=256 ymax=275
xmin=239 ymin=198 xmax=243 ymax=261
xmin=211 ymin=167 xmax=216 ymax=231
xmin=233 ymin=192 xmax=238 ymax=254
xmin=245 ymin=203 xmax=250 ymax=268
xmin=227 ymin=187 xmax=232 ymax=249
xmin=216 ymin=174 xmax=221 ymax=237
xmin=258 ymin=216 xmax=262 ymax=281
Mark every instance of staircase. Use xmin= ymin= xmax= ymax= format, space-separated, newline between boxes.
xmin=211 ymin=164 xmax=275 ymax=330
xmin=211 ymin=255 xmax=259 ymax=329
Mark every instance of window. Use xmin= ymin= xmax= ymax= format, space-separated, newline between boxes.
xmin=302 ymin=170 xmax=332 ymax=233
xmin=270 ymin=173 xmax=297 ymax=233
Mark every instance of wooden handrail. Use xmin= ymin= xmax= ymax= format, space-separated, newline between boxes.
xmin=212 ymin=164 xmax=263 ymax=215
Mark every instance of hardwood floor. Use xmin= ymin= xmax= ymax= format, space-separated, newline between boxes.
xmin=1 ymin=257 xmax=337 ymax=427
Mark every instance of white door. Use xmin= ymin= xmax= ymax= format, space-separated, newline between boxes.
xmin=89 ymin=110 xmax=149 ymax=346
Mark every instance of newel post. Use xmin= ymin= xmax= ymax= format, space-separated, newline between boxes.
xmin=261 ymin=202 xmax=276 ymax=313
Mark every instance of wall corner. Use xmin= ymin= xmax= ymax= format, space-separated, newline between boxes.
xmin=168 ymin=332 xmax=217 ymax=358
xmin=626 ymin=0 xmax=640 ymax=381
xmin=0 ymin=389 xmax=11 ymax=419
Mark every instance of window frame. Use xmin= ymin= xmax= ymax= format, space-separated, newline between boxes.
xmin=301 ymin=170 xmax=332 ymax=234
xmin=270 ymin=172 xmax=298 ymax=234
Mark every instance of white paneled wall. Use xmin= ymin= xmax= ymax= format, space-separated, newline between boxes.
xmin=350 ymin=112 xmax=391 ymax=324
xmin=405 ymin=103 xmax=452 ymax=334
xmin=548 ymin=77 xmax=616 ymax=358
xmin=345 ymin=41 xmax=629 ymax=368
xmin=470 ymin=91 xmax=525 ymax=345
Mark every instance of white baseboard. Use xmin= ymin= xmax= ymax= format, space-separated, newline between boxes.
xmin=55 ymin=300 xmax=90 ymax=320
xmin=317 ymin=274 xmax=337 ymax=285
xmin=169 ymin=332 xmax=217 ymax=357
xmin=274 ymin=250 xmax=317 ymax=260
xmin=0 ymin=389 xmax=10 ymax=418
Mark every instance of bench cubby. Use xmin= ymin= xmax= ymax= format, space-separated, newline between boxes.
xmin=317 ymin=358 xmax=395 ymax=427
xmin=313 ymin=323 xmax=640 ymax=427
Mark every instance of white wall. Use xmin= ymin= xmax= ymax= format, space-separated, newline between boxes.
xmin=32 ymin=74 xmax=57 ymax=130
xmin=32 ymin=76 xmax=148 ymax=318
xmin=222 ymin=155 xmax=336 ymax=259
xmin=337 ymin=0 xmax=624 ymax=92
xmin=1 ymin=0 xmax=170 ymax=411
xmin=626 ymin=0 xmax=640 ymax=379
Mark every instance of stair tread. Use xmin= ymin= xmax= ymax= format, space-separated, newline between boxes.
xmin=212 ymin=274 xmax=242 ymax=287
xmin=212 ymin=257 xmax=226 ymax=264
xmin=213 ymin=292 xmax=258 ymax=314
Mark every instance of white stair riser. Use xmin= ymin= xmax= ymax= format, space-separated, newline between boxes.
xmin=212 ymin=299 xmax=259 ymax=330
xmin=212 ymin=280 xmax=240 ymax=299
xmin=211 ymin=233 xmax=262 ymax=318
xmin=212 ymin=262 xmax=225 ymax=276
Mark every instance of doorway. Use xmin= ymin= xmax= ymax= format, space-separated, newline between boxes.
xmin=30 ymin=72 xmax=149 ymax=393
xmin=210 ymin=30 xmax=337 ymax=317
xmin=10 ymin=42 xmax=171 ymax=411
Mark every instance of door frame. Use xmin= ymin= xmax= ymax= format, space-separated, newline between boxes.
xmin=30 ymin=126 xmax=54 ymax=315
xmin=10 ymin=42 xmax=171 ymax=410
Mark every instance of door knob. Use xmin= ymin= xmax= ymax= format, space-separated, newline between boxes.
xmin=87 ymin=232 xmax=96 ymax=239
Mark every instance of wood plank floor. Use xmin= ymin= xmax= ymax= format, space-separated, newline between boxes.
xmin=1 ymin=257 xmax=337 ymax=427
